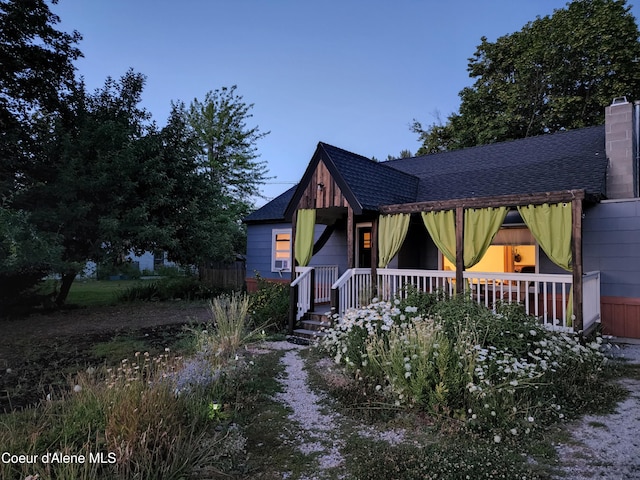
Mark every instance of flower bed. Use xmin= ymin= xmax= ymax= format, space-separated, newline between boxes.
xmin=319 ymin=295 xmax=608 ymax=440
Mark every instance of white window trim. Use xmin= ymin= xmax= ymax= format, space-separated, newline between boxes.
xmin=271 ymin=228 xmax=292 ymax=273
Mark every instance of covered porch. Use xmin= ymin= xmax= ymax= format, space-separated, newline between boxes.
xmin=289 ymin=189 xmax=602 ymax=337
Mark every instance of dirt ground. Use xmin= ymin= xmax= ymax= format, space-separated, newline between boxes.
xmin=0 ymin=302 xmax=211 ymax=411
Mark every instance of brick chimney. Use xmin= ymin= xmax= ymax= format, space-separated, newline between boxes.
xmin=605 ymin=97 xmax=639 ymax=199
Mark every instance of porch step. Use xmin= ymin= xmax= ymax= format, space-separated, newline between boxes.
xmin=306 ymin=310 xmax=332 ymax=322
xmin=300 ymin=319 xmax=331 ymax=331
xmin=288 ymin=308 xmax=333 ymax=345
xmin=288 ymin=328 xmax=328 ymax=345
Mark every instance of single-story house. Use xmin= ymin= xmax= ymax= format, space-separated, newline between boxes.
xmin=244 ymin=98 xmax=640 ymax=339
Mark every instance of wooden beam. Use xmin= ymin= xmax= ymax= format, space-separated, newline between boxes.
xmin=371 ymin=216 xmax=378 ymax=297
xmin=455 ymin=206 xmax=464 ymax=294
xmin=290 ymin=209 xmax=297 ymax=283
xmin=347 ymin=205 xmax=354 ymax=268
xmin=288 ymin=209 xmax=297 ymax=333
xmin=379 ymin=190 xmax=586 ymax=215
xmin=572 ymin=198 xmax=584 ymax=333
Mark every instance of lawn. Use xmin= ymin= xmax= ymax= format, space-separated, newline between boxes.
xmin=66 ymin=279 xmax=147 ymax=306
xmin=39 ymin=278 xmax=149 ymax=306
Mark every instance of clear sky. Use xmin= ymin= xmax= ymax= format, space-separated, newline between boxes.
xmin=51 ymin=0 xmax=639 ymax=206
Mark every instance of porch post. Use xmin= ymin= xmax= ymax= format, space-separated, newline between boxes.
xmin=347 ymin=206 xmax=354 ymax=268
xmin=371 ymin=216 xmax=378 ymax=297
xmin=572 ymin=198 xmax=584 ymax=332
xmin=288 ymin=210 xmax=298 ymax=334
xmin=455 ymin=206 xmax=464 ymax=294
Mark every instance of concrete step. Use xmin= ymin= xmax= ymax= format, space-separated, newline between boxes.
xmin=291 ymin=328 xmax=328 ymax=340
xmin=300 ymin=319 xmax=331 ymax=331
xmin=306 ymin=311 xmax=332 ymax=322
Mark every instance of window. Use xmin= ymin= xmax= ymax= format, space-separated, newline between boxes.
xmin=272 ymin=229 xmax=292 ymax=272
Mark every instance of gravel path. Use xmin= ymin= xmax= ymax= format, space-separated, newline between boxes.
xmin=262 ymin=341 xmax=405 ymax=480
xmin=261 ymin=341 xmax=640 ymax=480
xmin=552 ymin=343 xmax=640 ymax=479
xmin=264 ymin=341 xmax=347 ymax=478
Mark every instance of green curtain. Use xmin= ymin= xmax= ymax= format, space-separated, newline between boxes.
xmin=517 ymin=202 xmax=573 ymax=323
xmin=464 ymin=207 xmax=508 ymax=268
xmin=295 ymin=209 xmax=316 ymax=267
xmin=378 ymin=213 xmax=410 ymax=268
xmin=517 ymin=203 xmax=572 ymax=271
xmin=421 ymin=210 xmax=456 ymax=264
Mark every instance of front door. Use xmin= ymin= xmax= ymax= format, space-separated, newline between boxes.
xmin=356 ymin=224 xmax=372 ymax=268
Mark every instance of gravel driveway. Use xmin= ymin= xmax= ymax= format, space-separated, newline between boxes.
xmin=553 ymin=342 xmax=640 ymax=479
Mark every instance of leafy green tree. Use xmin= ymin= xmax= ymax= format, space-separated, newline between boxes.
xmin=186 ymin=85 xmax=270 ymax=259
xmin=0 ymin=0 xmax=81 ymax=307
xmin=414 ymin=0 xmax=640 ymax=154
xmin=14 ymin=71 xmax=155 ymax=303
xmin=14 ymin=71 xmax=221 ymax=304
xmin=0 ymin=0 xmax=82 ymax=196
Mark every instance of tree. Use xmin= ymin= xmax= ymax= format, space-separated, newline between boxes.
xmin=0 ymin=0 xmax=81 ymax=307
xmin=0 ymin=0 xmax=82 ymax=196
xmin=414 ymin=0 xmax=640 ymax=154
xmin=186 ymin=85 xmax=269 ymax=259
xmin=385 ymin=149 xmax=413 ymax=161
xmin=13 ymin=71 xmax=225 ymax=305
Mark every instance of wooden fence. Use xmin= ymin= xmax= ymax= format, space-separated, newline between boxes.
xmin=199 ymin=260 xmax=246 ymax=290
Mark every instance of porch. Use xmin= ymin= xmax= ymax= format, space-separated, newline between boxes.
xmin=290 ymin=266 xmax=601 ymax=335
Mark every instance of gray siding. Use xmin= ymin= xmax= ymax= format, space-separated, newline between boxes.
xmin=583 ymin=199 xmax=640 ymax=298
xmin=246 ymin=223 xmax=284 ymax=280
xmin=309 ymin=224 xmax=348 ymax=275
xmin=246 ymin=223 xmax=348 ymax=281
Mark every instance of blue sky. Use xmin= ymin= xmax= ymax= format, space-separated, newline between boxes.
xmin=52 ymin=0 xmax=639 ymax=206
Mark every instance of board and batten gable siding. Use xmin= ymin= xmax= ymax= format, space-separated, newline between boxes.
xmin=296 ymin=158 xmax=350 ymax=210
xmin=583 ymin=199 xmax=640 ymax=338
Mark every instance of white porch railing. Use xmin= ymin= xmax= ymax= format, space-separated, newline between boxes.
xmin=292 ymin=265 xmax=339 ymax=321
xmin=331 ymin=268 xmax=372 ymax=317
xmin=292 ymin=267 xmax=313 ymax=321
xmin=332 ymin=268 xmax=602 ymax=333
xmin=314 ymin=265 xmax=339 ymax=303
xmin=461 ymin=271 xmax=573 ymax=331
xmin=582 ymin=271 xmax=601 ymax=333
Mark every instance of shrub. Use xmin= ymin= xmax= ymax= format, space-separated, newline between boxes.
xmin=118 ymin=276 xmax=221 ymax=302
xmin=96 ymin=261 xmax=142 ymax=280
xmin=0 ymin=348 xmax=248 ymax=480
xmin=248 ymin=274 xmax=289 ymax=331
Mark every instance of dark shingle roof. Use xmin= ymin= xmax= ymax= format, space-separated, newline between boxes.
xmin=384 ymin=125 xmax=607 ymax=202
xmin=319 ymin=143 xmax=419 ymax=210
xmin=243 ymin=185 xmax=296 ymax=223
xmin=245 ymin=126 xmax=607 ymax=223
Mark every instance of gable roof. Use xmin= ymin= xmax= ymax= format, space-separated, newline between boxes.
xmin=283 ymin=142 xmax=420 ymax=219
xmin=317 ymin=143 xmax=420 ymax=210
xmin=385 ymin=125 xmax=607 ymax=203
xmin=245 ymin=125 xmax=608 ymax=223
